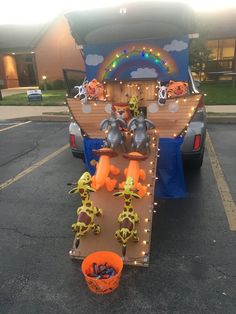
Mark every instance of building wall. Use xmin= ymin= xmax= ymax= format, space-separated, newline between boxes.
xmin=2 ymin=55 xmax=19 ymax=88
xmin=0 ymin=54 xmax=7 ymax=88
xmin=35 ymin=16 xmax=85 ymax=86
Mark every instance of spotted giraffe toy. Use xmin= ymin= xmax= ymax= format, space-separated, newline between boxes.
xmin=129 ymin=96 xmax=140 ymax=117
xmin=113 ymin=177 xmax=140 ymax=257
xmin=69 ymin=172 xmax=103 ymax=248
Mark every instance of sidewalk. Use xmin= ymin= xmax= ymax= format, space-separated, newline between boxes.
xmin=0 ymin=106 xmax=68 ymax=121
xmin=206 ymin=105 xmax=236 ymax=113
xmin=0 ymin=105 xmax=236 ymax=122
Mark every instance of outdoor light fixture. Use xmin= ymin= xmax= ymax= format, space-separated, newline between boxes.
xmin=42 ymin=75 xmax=47 ymax=91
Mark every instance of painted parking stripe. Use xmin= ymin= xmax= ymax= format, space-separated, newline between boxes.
xmin=206 ymin=131 xmax=236 ymax=231
xmin=0 ymin=144 xmax=69 ymax=191
xmin=0 ymin=121 xmax=31 ymax=132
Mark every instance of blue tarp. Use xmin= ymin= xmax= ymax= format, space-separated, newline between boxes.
xmin=155 ymin=137 xmax=186 ymax=199
xmin=83 ymin=137 xmax=186 ymax=199
xmin=83 ymin=138 xmax=104 ymax=175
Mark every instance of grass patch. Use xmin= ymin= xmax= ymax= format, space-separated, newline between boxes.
xmin=200 ymin=81 xmax=236 ymax=105
xmin=0 ymin=90 xmax=66 ymax=106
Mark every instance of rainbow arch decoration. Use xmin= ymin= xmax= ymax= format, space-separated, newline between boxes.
xmin=97 ymin=43 xmax=178 ymax=81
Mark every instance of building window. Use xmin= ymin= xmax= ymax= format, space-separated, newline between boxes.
xmin=207 ymin=38 xmax=235 ymax=60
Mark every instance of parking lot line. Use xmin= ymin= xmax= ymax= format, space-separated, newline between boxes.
xmin=206 ymin=131 xmax=236 ymax=231
xmin=0 ymin=144 xmax=69 ymax=191
xmin=0 ymin=121 xmax=31 ymax=132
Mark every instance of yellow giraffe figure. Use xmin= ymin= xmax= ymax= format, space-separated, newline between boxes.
xmin=113 ymin=177 xmax=140 ymax=257
xmin=129 ymin=96 xmax=140 ymax=117
xmin=69 ymin=172 xmax=103 ymax=248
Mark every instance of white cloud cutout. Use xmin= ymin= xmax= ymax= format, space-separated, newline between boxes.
xmin=85 ymin=54 xmax=104 ymax=66
xmin=163 ymin=40 xmax=188 ymax=52
xmin=130 ymin=67 xmax=158 ymax=78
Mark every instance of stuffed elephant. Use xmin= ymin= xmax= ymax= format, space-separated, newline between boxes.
xmin=100 ymin=113 xmax=127 ymax=152
xmin=128 ymin=113 xmax=156 ymax=154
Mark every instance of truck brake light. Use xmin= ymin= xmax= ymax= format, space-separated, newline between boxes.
xmin=193 ymin=134 xmax=201 ymax=151
xmin=70 ymin=134 xmax=77 ymax=149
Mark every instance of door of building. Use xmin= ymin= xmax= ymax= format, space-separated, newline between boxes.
xmin=16 ymin=54 xmax=37 ymax=87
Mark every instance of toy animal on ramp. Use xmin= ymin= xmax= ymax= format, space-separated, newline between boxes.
xmin=128 ymin=113 xmax=156 ymax=154
xmin=69 ymin=172 xmax=103 ymax=248
xmin=100 ymin=112 xmax=127 ymax=152
xmin=120 ymin=152 xmax=148 ymax=198
xmin=113 ymin=177 xmax=140 ymax=257
xmin=91 ymin=148 xmax=120 ymax=191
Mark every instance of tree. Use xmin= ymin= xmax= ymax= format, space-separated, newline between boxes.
xmin=189 ymin=35 xmax=212 ymax=81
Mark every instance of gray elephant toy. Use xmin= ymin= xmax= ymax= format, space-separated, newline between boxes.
xmin=128 ymin=112 xmax=156 ymax=154
xmin=100 ymin=112 xmax=127 ymax=152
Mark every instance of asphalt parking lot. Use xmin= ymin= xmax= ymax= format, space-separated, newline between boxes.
xmin=0 ymin=121 xmax=236 ymax=314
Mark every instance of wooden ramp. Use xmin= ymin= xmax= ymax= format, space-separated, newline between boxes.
xmin=67 ymin=81 xmax=203 ymax=266
xmin=69 ymin=133 xmax=158 ymax=267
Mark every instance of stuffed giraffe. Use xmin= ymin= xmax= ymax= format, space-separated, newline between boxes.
xmin=69 ymin=172 xmax=103 ymax=248
xmin=113 ymin=177 xmax=140 ymax=257
xmin=129 ymin=96 xmax=140 ymax=117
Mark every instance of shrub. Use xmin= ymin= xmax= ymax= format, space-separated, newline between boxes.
xmin=51 ymin=80 xmax=65 ymax=90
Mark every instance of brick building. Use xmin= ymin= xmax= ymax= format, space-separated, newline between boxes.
xmin=0 ymin=16 xmax=84 ymax=89
xmin=200 ymin=10 xmax=236 ymax=78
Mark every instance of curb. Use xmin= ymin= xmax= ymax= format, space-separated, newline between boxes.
xmin=5 ymin=115 xmax=70 ymax=122
xmin=206 ymin=115 xmax=236 ymax=124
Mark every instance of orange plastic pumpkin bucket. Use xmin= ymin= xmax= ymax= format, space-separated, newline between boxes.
xmin=81 ymin=251 xmax=123 ymax=294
